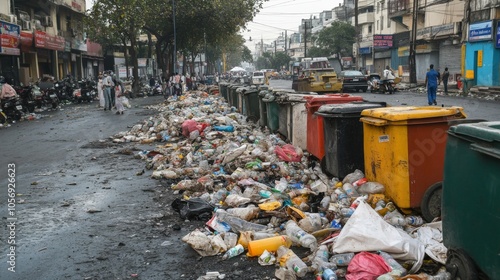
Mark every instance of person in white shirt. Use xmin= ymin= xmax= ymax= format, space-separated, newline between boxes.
xmin=101 ymin=71 xmax=114 ymax=111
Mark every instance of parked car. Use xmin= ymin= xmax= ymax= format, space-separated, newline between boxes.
xmin=252 ymin=71 xmax=265 ymax=85
xmin=339 ymin=70 xmax=368 ymax=92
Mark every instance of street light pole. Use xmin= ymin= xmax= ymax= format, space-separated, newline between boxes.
xmin=172 ymin=0 xmax=177 ymax=74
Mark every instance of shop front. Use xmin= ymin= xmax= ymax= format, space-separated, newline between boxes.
xmin=0 ymin=20 xmax=20 ymax=84
xmin=82 ymin=40 xmax=104 ymax=79
xmin=373 ymin=34 xmax=393 ymax=74
xmin=71 ymin=37 xmax=87 ymax=79
xmin=34 ymin=30 xmax=65 ymax=79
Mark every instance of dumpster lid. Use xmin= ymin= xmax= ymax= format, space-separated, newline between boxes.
xmin=450 ymin=121 xmax=500 ymax=142
xmin=304 ymin=94 xmax=364 ymax=108
xmin=243 ymin=88 xmax=259 ymax=95
xmin=360 ymin=106 xmax=466 ymax=121
xmin=316 ymin=101 xmax=387 ymax=115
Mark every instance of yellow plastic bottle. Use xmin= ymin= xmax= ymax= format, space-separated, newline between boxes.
xmin=247 ymin=235 xmax=292 ymax=257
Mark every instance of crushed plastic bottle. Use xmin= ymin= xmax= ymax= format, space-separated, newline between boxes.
xmin=222 ymin=244 xmax=245 ymax=260
xmin=322 ymin=267 xmax=338 ymax=280
xmin=285 ymin=220 xmax=317 ymax=249
xmin=405 ymin=216 xmax=424 ymax=226
xmin=377 ymin=251 xmax=407 ymax=277
xmin=277 ymin=245 xmax=308 ymax=278
xmin=329 ymin=252 xmax=355 ymax=266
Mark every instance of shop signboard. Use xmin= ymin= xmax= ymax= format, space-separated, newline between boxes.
xmin=35 ymin=30 xmax=65 ymax=51
xmin=496 ymin=21 xmax=500 ymax=48
xmin=0 ymin=20 xmax=20 ymax=55
xmin=373 ymin=34 xmax=393 ymax=49
xmin=469 ymin=20 xmax=493 ymax=42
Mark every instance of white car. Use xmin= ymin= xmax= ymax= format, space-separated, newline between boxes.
xmin=252 ymin=71 xmax=265 ymax=85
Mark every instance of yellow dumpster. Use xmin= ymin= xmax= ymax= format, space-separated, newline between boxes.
xmin=360 ymin=106 xmax=466 ymax=219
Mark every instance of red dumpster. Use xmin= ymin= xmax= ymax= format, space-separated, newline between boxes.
xmin=305 ymin=94 xmax=364 ymax=161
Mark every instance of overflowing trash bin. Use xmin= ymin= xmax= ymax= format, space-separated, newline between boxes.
xmin=305 ymin=94 xmax=364 ymax=161
xmin=360 ymin=106 xmax=467 ymax=220
xmin=276 ymin=91 xmax=317 ymax=145
xmin=315 ymin=101 xmax=386 ymax=178
xmin=258 ymin=86 xmax=270 ymax=127
xmin=219 ymin=82 xmax=229 ymax=101
xmin=242 ymin=87 xmax=260 ymax=123
xmin=442 ymin=121 xmax=500 ymax=280
xmin=236 ymin=86 xmax=251 ymax=114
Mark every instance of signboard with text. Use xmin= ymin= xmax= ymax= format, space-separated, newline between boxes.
xmin=469 ymin=21 xmax=493 ymax=42
xmin=496 ymin=21 xmax=500 ymax=48
xmin=35 ymin=30 xmax=65 ymax=51
xmin=373 ymin=34 xmax=393 ymax=49
xmin=0 ymin=20 xmax=20 ymax=55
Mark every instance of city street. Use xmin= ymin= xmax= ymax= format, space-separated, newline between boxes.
xmin=1 ymin=83 xmax=499 ymax=279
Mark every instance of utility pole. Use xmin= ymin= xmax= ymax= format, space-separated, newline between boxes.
xmin=409 ymin=0 xmax=418 ymax=84
xmin=355 ymin=0 xmax=360 ymax=70
xmin=285 ymin=30 xmax=287 ymax=52
xmin=304 ymin=20 xmax=307 ymax=57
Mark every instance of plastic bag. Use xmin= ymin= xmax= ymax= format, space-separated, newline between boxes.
xmin=121 ymin=96 xmax=131 ymax=108
xmin=171 ymin=198 xmax=214 ymax=220
xmin=346 ymin=252 xmax=391 ymax=280
xmin=275 ymin=144 xmax=302 ymax=162
xmin=181 ymin=229 xmax=227 ymax=257
xmin=332 ymin=201 xmax=425 ymax=273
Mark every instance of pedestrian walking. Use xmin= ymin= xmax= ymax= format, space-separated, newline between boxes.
xmin=425 ymin=64 xmax=440 ymax=105
xmin=111 ymin=73 xmax=118 ymax=108
xmin=102 ymin=71 xmax=114 ymax=111
xmin=442 ymin=67 xmax=450 ymax=95
xmin=97 ymin=73 xmax=105 ymax=108
xmin=114 ymin=83 xmax=125 ymax=114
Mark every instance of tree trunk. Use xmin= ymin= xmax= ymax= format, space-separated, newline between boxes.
xmin=123 ymin=38 xmax=130 ymax=79
xmin=130 ymin=36 xmax=140 ymax=97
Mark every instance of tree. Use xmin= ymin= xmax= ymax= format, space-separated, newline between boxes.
xmin=273 ymin=52 xmax=291 ymax=71
xmin=314 ymin=21 xmax=356 ymax=57
xmin=307 ymin=46 xmax=331 ymax=58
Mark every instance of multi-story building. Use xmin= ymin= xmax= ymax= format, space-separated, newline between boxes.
xmin=0 ymin=0 xmax=103 ymax=85
xmin=463 ymin=0 xmax=500 ymax=86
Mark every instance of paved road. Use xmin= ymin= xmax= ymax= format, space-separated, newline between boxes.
xmin=268 ymin=80 xmax=500 ymax=121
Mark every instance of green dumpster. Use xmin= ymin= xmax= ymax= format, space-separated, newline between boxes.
xmin=263 ymin=92 xmax=279 ymax=132
xmin=236 ymin=86 xmax=251 ymax=114
xmin=242 ymin=87 xmax=260 ymax=123
xmin=229 ymin=85 xmax=243 ymax=109
xmin=219 ymin=82 xmax=229 ymax=101
xmin=442 ymin=121 xmax=500 ymax=280
xmin=258 ymin=87 xmax=270 ymax=127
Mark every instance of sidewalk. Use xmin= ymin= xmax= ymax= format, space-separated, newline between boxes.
xmin=398 ymin=82 xmax=500 ymax=102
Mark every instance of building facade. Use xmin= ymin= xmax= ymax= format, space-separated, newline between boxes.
xmin=0 ymin=0 xmax=103 ymax=86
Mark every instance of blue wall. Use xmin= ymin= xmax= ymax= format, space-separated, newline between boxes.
xmin=465 ymin=42 xmax=500 ymax=86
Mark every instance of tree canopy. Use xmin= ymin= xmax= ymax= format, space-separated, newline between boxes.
xmin=312 ymin=21 xmax=356 ymax=57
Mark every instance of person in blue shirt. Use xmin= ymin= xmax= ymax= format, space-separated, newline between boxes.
xmin=425 ymin=64 xmax=440 ymax=105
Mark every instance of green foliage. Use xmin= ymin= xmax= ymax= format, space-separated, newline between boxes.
xmin=314 ymin=21 xmax=356 ymax=57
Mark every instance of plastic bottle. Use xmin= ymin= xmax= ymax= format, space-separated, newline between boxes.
xmin=259 ymin=189 xmax=272 ymax=198
xmin=222 ymin=244 xmax=245 ymax=260
xmin=320 ymin=196 xmax=331 ymax=210
xmin=213 ymin=125 xmax=235 ymax=132
xmin=337 ymin=193 xmax=350 ymax=206
xmin=340 ymin=207 xmax=355 ymax=218
xmin=377 ymin=251 xmax=407 ymax=276
xmin=277 ymin=245 xmax=308 ymax=278
xmin=247 ymin=235 xmax=292 ymax=257
xmin=322 ymin=267 xmax=338 ymax=280
xmin=329 ymin=252 xmax=355 ymax=266
xmin=285 ymin=220 xmax=318 ymax=249
xmin=215 ymin=209 xmax=268 ymax=233
xmin=342 ymin=183 xmax=359 ymax=197
xmin=429 ymin=270 xmax=452 ymax=280
xmin=312 ymin=245 xmax=336 ymax=271
xmin=405 ymin=215 xmax=424 ymax=226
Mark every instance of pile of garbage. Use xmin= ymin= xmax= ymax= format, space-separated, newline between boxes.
xmin=111 ymin=86 xmax=451 ymax=280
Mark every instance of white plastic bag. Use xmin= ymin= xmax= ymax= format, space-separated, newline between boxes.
xmin=181 ymin=229 xmax=227 ymax=256
xmin=121 ymin=96 xmax=131 ymax=108
xmin=332 ymin=201 xmax=425 ymax=273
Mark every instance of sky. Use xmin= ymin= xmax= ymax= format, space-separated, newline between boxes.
xmin=85 ymin=0 xmax=342 ymax=51
xmin=241 ymin=0 xmax=343 ymax=51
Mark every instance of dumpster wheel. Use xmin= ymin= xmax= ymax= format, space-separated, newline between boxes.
xmin=420 ymin=182 xmax=442 ymax=222
xmin=446 ymin=248 xmax=478 ymax=280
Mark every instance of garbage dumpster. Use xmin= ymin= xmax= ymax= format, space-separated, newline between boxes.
xmin=219 ymin=82 xmax=229 ymax=101
xmin=258 ymin=86 xmax=270 ymax=127
xmin=276 ymin=91 xmax=317 ymax=143
xmin=315 ymin=101 xmax=386 ymax=178
xmin=236 ymin=86 xmax=250 ymax=114
xmin=304 ymin=94 xmax=364 ymax=161
xmin=242 ymin=87 xmax=260 ymax=123
xmin=359 ymin=106 xmax=467 ymax=219
xmin=262 ymin=92 xmax=279 ymax=132
xmin=442 ymin=121 xmax=500 ymax=280
xmin=229 ymin=85 xmax=243 ymax=109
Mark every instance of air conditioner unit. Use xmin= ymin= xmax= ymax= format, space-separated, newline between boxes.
xmin=18 ymin=11 xmax=30 ymax=22
xmin=9 ymin=15 xmax=18 ymax=25
xmin=33 ymin=19 xmax=43 ymax=30
xmin=42 ymin=16 xmax=52 ymax=27
xmin=21 ymin=20 xmax=31 ymax=31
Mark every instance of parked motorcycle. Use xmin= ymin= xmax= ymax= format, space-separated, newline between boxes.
xmin=368 ymin=73 xmax=399 ymax=94
xmin=14 ymin=85 xmax=36 ymax=113
xmin=78 ymin=79 xmax=97 ymax=103
xmin=148 ymin=82 xmax=163 ymax=96
xmin=0 ymin=95 xmax=23 ymax=123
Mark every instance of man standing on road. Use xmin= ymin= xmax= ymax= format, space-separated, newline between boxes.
xmin=102 ymin=71 xmax=114 ymax=111
xmin=425 ymin=64 xmax=439 ymax=105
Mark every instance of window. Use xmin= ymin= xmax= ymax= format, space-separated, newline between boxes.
xmin=377 ymin=20 xmax=379 ymax=30
xmin=381 ymin=16 xmax=384 ymax=30
xmin=377 ymin=3 xmax=380 ymax=13
xmin=388 ymin=18 xmax=391 ymax=28
xmin=368 ymin=25 xmax=372 ymax=33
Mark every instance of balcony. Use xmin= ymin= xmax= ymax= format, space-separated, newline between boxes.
xmin=358 ymin=12 xmax=374 ymax=25
xmin=388 ymin=0 xmax=411 ymax=18
xmin=358 ymin=0 xmax=374 ymax=9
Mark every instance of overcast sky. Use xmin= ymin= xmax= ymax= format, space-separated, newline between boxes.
xmin=85 ymin=0 xmax=342 ymax=51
